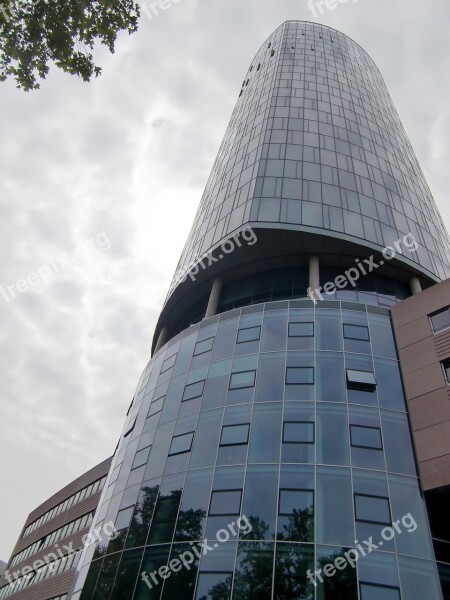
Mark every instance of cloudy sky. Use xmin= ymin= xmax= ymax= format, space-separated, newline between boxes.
xmin=0 ymin=0 xmax=449 ymax=561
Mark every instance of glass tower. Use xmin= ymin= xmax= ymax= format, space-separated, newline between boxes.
xmin=70 ymin=21 xmax=450 ymax=600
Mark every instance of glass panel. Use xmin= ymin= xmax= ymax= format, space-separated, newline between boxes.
xmin=255 ymin=352 xmax=285 ymax=402
xmin=343 ymin=324 xmax=369 ymax=341
xmin=316 ymin=403 xmax=349 ymax=466
xmin=233 ymin=542 xmax=274 ymax=599
xmin=132 ymin=446 xmax=151 ymax=469
xmin=160 ymin=543 xmax=199 ymax=600
xmin=381 ymin=411 xmax=416 ymax=476
xmin=183 ymin=381 xmax=205 ymax=401
xmin=354 ymin=494 xmax=390 ymax=524
xmin=195 ymin=572 xmax=233 ymax=600
xmin=430 ymin=308 xmax=450 ymax=333
xmin=109 ymin=549 xmax=143 ymax=600
xmin=260 ymin=310 xmax=288 ymax=352
xmin=346 ymin=369 xmax=376 ymax=390
xmin=350 ymin=425 xmax=382 ymax=450
xmin=174 ymin=469 xmax=212 ymax=542
xmin=194 ymin=337 xmax=214 ymax=356
xmin=368 ymin=314 xmax=397 ymax=359
xmin=286 ymin=367 xmax=314 ymax=385
xmin=190 ymin=410 xmax=223 ymax=469
xmin=283 ymin=422 xmax=314 ymax=443
xmin=375 ymin=359 xmax=406 ymax=411
xmin=274 ymin=543 xmax=314 ymax=599
xmin=317 ymin=467 xmax=354 ymax=546
xmin=248 ymin=403 xmax=281 ymax=463
xmin=280 ymin=489 xmax=314 ymax=515
xmin=316 ymin=352 xmax=346 ymax=403
xmin=316 ymin=310 xmax=342 ymax=351
xmin=289 ymin=322 xmax=314 ymax=337
xmin=316 ymin=545 xmax=358 ymax=600
xmin=360 ymin=583 xmax=400 ymax=600
xmin=134 ymin=545 xmax=170 ymax=600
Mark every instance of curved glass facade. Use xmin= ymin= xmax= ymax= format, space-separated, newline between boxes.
xmin=72 ymin=301 xmax=442 ymax=600
xmin=168 ymin=21 xmax=450 ymax=299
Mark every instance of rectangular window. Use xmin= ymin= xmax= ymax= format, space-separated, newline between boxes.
xmin=123 ymin=416 xmax=136 ymax=438
xmin=354 ymin=494 xmax=391 ymax=525
xmin=194 ymin=337 xmax=214 ymax=356
xmin=161 ymin=353 xmax=177 ymax=373
xmin=279 ymin=489 xmax=314 ymax=516
xmin=288 ymin=322 xmax=314 ymax=337
xmin=229 ymin=370 xmax=256 ymax=389
xmin=220 ymin=424 xmax=250 ymax=446
xmin=115 ymin=506 xmax=134 ymax=531
xmin=360 ymin=583 xmax=400 ymax=600
xmin=430 ymin=307 xmax=450 ymax=333
xmin=343 ymin=324 xmax=370 ymax=341
xmin=209 ymin=490 xmax=242 ymax=516
xmin=132 ymin=445 xmax=151 ymax=470
xmin=182 ymin=380 xmax=205 ymax=401
xmin=237 ymin=326 xmax=261 ymax=343
xmin=442 ymin=360 xmax=450 ymax=384
xmin=283 ymin=422 xmax=315 ymax=443
xmin=169 ymin=432 xmax=194 ymax=456
xmin=286 ymin=367 xmax=314 ymax=385
xmin=346 ymin=369 xmax=376 ymax=391
xmin=350 ymin=425 xmax=382 ymax=450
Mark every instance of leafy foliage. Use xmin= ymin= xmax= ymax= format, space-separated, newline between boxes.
xmin=0 ymin=0 xmax=140 ymax=90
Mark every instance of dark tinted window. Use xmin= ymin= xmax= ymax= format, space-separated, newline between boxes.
xmin=355 ymin=494 xmax=390 ymax=524
xmin=286 ymin=367 xmax=314 ymax=385
xmin=430 ymin=308 xmax=450 ymax=333
xmin=344 ymin=324 xmax=370 ymax=341
xmin=350 ymin=425 xmax=382 ymax=450
xmin=346 ymin=369 xmax=376 ymax=391
xmin=169 ymin=432 xmax=194 ymax=456
xmin=220 ymin=424 xmax=250 ymax=446
xmin=443 ymin=360 xmax=450 ymax=383
xmin=209 ymin=490 xmax=242 ymax=515
xmin=288 ymin=322 xmax=314 ymax=337
xmin=237 ymin=326 xmax=261 ymax=343
xmin=283 ymin=422 xmax=314 ymax=443
xmin=131 ymin=446 xmax=151 ymax=469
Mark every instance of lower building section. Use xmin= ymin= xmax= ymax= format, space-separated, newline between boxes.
xmin=0 ymin=458 xmax=112 ymax=600
xmin=71 ymin=300 xmax=443 ymax=599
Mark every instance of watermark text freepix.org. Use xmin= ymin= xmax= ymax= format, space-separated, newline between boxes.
xmin=4 ymin=521 xmax=117 ymax=584
xmin=307 ymin=232 xmax=418 ymax=304
xmin=0 ymin=231 xmax=111 ymax=303
xmin=177 ymin=227 xmax=258 ymax=283
xmin=307 ymin=512 xmax=417 ymax=587
xmin=308 ymin=0 xmax=359 ymax=19
xmin=140 ymin=0 xmax=192 ymax=21
xmin=141 ymin=515 xmax=252 ymax=590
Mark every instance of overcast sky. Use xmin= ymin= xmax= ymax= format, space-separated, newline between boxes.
xmin=0 ymin=0 xmax=449 ymax=562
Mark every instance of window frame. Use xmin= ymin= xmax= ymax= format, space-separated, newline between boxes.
xmin=429 ymin=307 xmax=450 ymax=334
xmin=193 ymin=337 xmax=215 ymax=356
xmin=237 ymin=326 xmax=261 ymax=344
xmin=343 ymin=323 xmax=370 ymax=341
xmin=209 ymin=489 xmax=242 ymax=516
xmin=229 ymin=370 xmax=257 ymax=390
xmin=354 ymin=493 xmax=391 ymax=525
xmin=350 ymin=424 xmax=383 ymax=450
xmin=168 ymin=432 xmax=195 ymax=456
xmin=182 ymin=380 xmax=206 ymax=402
xmin=220 ymin=423 xmax=250 ymax=447
xmin=288 ymin=322 xmax=314 ymax=338
xmin=346 ymin=369 xmax=377 ymax=391
xmin=282 ymin=421 xmax=315 ymax=444
xmin=160 ymin=353 xmax=177 ymax=374
xmin=360 ymin=582 xmax=401 ymax=600
xmin=442 ymin=359 xmax=450 ymax=384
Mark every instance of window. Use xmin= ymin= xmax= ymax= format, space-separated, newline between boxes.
xmin=350 ymin=425 xmax=382 ymax=450
xmin=354 ymin=494 xmax=391 ymax=525
xmin=286 ymin=367 xmax=314 ymax=385
xmin=283 ymin=422 xmax=314 ymax=444
xmin=346 ymin=369 xmax=376 ymax=391
xmin=220 ymin=424 xmax=250 ymax=446
xmin=115 ymin=506 xmax=134 ymax=531
xmin=279 ymin=489 xmax=314 ymax=516
xmin=229 ymin=370 xmax=256 ymax=389
xmin=194 ymin=337 xmax=214 ymax=356
xmin=123 ymin=416 xmax=136 ymax=437
xmin=169 ymin=432 xmax=194 ymax=456
xmin=430 ymin=307 xmax=450 ymax=333
xmin=343 ymin=324 xmax=370 ymax=341
xmin=360 ymin=583 xmax=400 ymax=600
xmin=209 ymin=490 xmax=242 ymax=516
xmin=442 ymin=360 xmax=450 ymax=384
xmin=288 ymin=322 xmax=314 ymax=337
xmin=182 ymin=380 xmax=205 ymax=401
xmin=237 ymin=326 xmax=261 ymax=343
xmin=132 ymin=446 xmax=151 ymax=469
xmin=161 ymin=353 xmax=177 ymax=373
